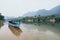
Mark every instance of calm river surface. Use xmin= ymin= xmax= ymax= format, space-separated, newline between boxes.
xmin=0 ymin=22 xmax=60 ymax=40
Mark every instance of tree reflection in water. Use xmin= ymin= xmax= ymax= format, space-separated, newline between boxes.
xmin=8 ymin=25 xmax=22 ymax=36
xmin=0 ymin=21 xmax=4 ymax=28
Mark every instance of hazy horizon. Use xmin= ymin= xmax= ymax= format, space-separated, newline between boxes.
xmin=0 ymin=0 xmax=60 ymax=17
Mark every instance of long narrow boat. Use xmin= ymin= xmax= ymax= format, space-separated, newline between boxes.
xmin=8 ymin=21 xmax=20 ymax=27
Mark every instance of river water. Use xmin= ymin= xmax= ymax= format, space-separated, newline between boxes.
xmin=0 ymin=22 xmax=60 ymax=40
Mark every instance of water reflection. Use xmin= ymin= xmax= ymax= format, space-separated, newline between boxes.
xmin=19 ymin=23 xmax=60 ymax=40
xmin=8 ymin=25 xmax=22 ymax=36
xmin=0 ymin=21 xmax=4 ymax=28
xmin=33 ymin=22 xmax=60 ymax=27
xmin=0 ymin=22 xmax=60 ymax=40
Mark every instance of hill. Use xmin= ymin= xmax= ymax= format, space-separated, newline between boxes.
xmin=23 ymin=5 xmax=60 ymax=17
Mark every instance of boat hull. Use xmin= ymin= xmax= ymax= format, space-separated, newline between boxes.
xmin=8 ymin=21 xmax=20 ymax=27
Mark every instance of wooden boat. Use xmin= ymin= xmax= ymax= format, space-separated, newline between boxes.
xmin=8 ymin=21 xmax=20 ymax=27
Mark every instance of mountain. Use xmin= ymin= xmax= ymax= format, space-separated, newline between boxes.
xmin=23 ymin=12 xmax=37 ymax=17
xmin=23 ymin=5 xmax=60 ymax=17
xmin=5 ymin=16 xmax=15 ymax=21
xmin=50 ymin=5 xmax=60 ymax=15
xmin=36 ymin=9 xmax=50 ymax=16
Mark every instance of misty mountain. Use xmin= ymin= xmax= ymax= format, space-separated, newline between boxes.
xmin=36 ymin=9 xmax=50 ymax=16
xmin=50 ymin=5 xmax=60 ymax=15
xmin=23 ymin=12 xmax=37 ymax=17
xmin=23 ymin=5 xmax=60 ymax=17
xmin=5 ymin=16 xmax=15 ymax=21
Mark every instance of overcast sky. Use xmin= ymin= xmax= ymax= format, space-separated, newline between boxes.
xmin=0 ymin=0 xmax=60 ymax=17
